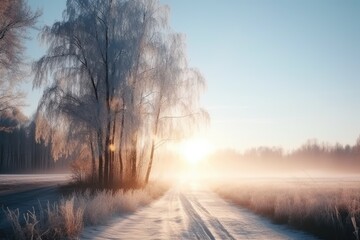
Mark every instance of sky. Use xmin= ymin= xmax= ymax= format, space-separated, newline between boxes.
xmin=24 ymin=0 xmax=360 ymax=152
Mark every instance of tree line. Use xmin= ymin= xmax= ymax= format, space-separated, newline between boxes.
xmin=206 ymin=137 xmax=360 ymax=175
xmin=0 ymin=109 xmax=70 ymax=173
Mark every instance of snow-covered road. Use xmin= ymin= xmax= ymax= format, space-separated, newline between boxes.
xmin=81 ymin=183 xmax=318 ymax=239
xmin=0 ymin=174 xmax=71 ymax=238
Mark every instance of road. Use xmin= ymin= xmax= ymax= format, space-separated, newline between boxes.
xmin=0 ymin=174 xmax=70 ymax=238
xmin=81 ymin=183 xmax=318 ymax=239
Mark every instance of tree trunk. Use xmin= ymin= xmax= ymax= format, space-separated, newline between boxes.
xmin=103 ymin=14 xmax=112 ymax=188
xmin=90 ymin=138 xmax=96 ymax=183
xmin=130 ymin=134 xmax=138 ymax=186
xmin=118 ymin=101 xmax=125 ymax=186
xmin=97 ymin=130 xmax=104 ymax=186
xmin=145 ymin=106 xmax=161 ymax=184
xmin=145 ymin=139 xmax=155 ymax=184
xmin=109 ymin=114 xmax=116 ymax=186
xmin=104 ymin=122 xmax=111 ymax=187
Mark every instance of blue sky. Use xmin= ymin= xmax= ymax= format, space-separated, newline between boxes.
xmin=24 ymin=0 xmax=360 ymax=151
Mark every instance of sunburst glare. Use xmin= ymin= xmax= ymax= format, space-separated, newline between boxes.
xmin=180 ymin=138 xmax=211 ymax=166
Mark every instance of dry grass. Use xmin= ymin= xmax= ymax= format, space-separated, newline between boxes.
xmin=214 ymin=179 xmax=360 ymax=240
xmin=5 ymin=182 xmax=168 ymax=239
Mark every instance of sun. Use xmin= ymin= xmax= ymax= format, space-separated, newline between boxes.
xmin=181 ymin=138 xmax=210 ymax=165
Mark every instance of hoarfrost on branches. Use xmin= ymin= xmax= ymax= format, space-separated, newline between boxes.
xmin=33 ymin=0 xmax=208 ymax=188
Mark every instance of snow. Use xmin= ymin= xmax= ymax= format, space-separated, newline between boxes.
xmin=81 ymin=182 xmax=318 ymax=239
xmin=0 ymin=173 xmax=70 ymax=194
xmin=0 ymin=174 xmax=71 ymax=236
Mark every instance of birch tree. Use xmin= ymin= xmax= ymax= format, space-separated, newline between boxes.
xmin=33 ymin=0 xmax=144 ymax=186
xmin=33 ymin=0 xmax=208 ymax=188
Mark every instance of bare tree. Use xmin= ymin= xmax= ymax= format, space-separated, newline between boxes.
xmin=0 ymin=0 xmax=40 ymax=124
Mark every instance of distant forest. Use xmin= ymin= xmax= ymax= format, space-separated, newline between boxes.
xmin=0 ymin=109 xmax=70 ymax=173
xmin=206 ymin=138 xmax=360 ymax=175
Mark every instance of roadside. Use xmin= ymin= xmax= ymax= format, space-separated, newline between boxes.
xmin=0 ymin=174 xmax=70 ymax=239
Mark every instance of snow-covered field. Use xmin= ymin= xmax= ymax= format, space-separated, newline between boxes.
xmin=213 ymin=177 xmax=360 ymax=240
xmin=81 ymin=182 xmax=317 ymax=239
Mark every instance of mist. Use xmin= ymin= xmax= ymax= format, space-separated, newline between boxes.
xmin=190 ymin=137 xmax=360 ymax=180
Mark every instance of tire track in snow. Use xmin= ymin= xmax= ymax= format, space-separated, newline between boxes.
xmin=165 ymin=188 xmax=184 ymax=238
xmin=179 ymin=193 xmax=215 ymax=239
xmin=188 ymin=193 xmax=235 ymax=239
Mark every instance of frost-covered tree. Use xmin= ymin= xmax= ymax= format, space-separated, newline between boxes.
xmin=33 ymin=0 xmax=208 ymax=188
xmin=142 ymin=33 xmax=208 ymax=183
xmin=34 ymin=0 xmax=144 ymax=186
xmin=0 ymin=0 xmax=40 ymax=126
